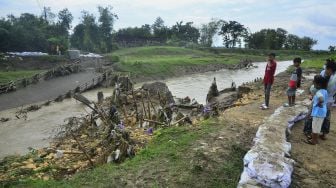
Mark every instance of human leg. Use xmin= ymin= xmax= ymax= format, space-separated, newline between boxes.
xmin=264 ymin=84 xmax=272 ymax=107
xmin=321 ymin=106 xmax=331 ymax=139
xmin=308 ymin=117 xmax=324 ymax=145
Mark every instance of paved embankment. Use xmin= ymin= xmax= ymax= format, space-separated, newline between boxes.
xmin=0 ymin=70 xmax=100 ymax=111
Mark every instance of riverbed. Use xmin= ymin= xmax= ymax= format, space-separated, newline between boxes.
xmin=0 ymin=61 xmax=292 ymax=159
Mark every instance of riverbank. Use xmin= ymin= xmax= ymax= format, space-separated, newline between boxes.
xmin=107 ymin=46 xmax=332 ymax=82
xmin=1 ymin=51 xmax=335 ymax=187
xmin=0 ymin=66 xmax=302 ymax=187
xmin=28 ymin=70 xmax=336 ymax=187
xmin=108 ymin=46 xmax=279 ymax=82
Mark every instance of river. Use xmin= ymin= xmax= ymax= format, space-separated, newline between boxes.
xmin=0 ymin=61 xmax=292 ymax=158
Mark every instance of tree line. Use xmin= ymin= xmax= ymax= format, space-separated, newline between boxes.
xmin=0 ymin=6 xmax=319 ymax=54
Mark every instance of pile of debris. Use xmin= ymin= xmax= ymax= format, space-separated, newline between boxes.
xmin=0 ymin=77 xmax=206 ymax=184
xmin=0 ymin=76 xmax=253 ymax=184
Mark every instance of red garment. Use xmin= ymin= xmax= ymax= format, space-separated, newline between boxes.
xmin=263 ymin=60 xmax=277 ymax=84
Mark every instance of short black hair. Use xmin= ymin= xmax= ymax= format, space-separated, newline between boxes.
xmin=325 ymin=60 xmax=336 ymax=72
xmin=268 ymin=53 xmax=276 ymax=57
xmin=293 ymin=57 xmax=302 ymax=64
xmin=314 ymin=75 xmax=328 ymax=89
xmin=326 ymin=58 xmax=335 ymax=64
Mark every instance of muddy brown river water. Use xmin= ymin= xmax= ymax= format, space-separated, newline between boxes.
xmin=0 ymin=61 xmax=292 ymax=159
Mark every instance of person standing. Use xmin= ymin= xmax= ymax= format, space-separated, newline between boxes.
xmin=284 ymin=57 xmax=302 ymax=107
xmin=306 ymin=75 xmax=328 ymax=145
xmin=261 ymin=53 xmax=277 ymax=110
xmin=304 ymin=59 xmax=336 ymax=140
xmin=320 ymin=59 xmax=336 ymax=139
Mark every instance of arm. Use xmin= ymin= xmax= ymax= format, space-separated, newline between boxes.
xmin=297 ymin=68 xmax=302 ymax=88
xmin=317 ymin=96 xmax=324 ymax=108
xmin=297 ymin=68 xmax=302 ymax=80
xmin=271 ymin=62 xmax=277 ymax=76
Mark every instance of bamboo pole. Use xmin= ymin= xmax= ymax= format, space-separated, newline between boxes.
xmin=146 ymin=91 xmax=157 ymax=115
xmin=171 ymin=116 xmax=188 ymax=126
xmin=132 ymin=88 xmax=139 ymax=121
xmin=141 ymin=91 xmax=147 ymax=119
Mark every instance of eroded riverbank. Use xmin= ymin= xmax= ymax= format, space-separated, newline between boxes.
xmin=0 ymin=61 xmax=292 ymax=159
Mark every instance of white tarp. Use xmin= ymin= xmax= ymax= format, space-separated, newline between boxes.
xmin=80 ymin=53 xmax=103 ymax=58
xmin=7 ymin=52 xmax=48 ymax=56
xmin=238 ymin=103 xmax=308 ymax=188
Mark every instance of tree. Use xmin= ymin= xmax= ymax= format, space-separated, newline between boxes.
xmin=300 ymin=36 xmax=317 ymax=51
xmin=98 ymin=6 xmax=118 ymax=52
xmin=329 ymin=45 xmax=335 ymax=52
xmin=152 ymin=17 xmax=169 ymax=43
xmin=199 ymin=19 xmax=220 ymax=47
xmin=219 ymin=21 xmax=247 ymax=48
xmin=58 ymin=8 xmax=73 ymax=31
xmin=284 ymin=34 xmax=300 ymax=50
xmin=171 ymin=21 xmax=200 ymax=43
xmin=275 ymin=28 xmax=287 ymax=49
xmin=41 ymin=7 xmax=56 ymax=23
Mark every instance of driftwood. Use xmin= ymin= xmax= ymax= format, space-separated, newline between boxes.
xmin=74 ymin=94 xmax=93 ymax=107
xmin=174 ymin=104 xmax=201 ymax=109
xmin=171 ymin=116 xmax=188 ymax=126
xmin=143 ymin=119 xmax=167 ymax=126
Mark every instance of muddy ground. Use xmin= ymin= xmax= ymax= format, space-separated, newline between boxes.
xmin=223 ymin=70 xmax=336 ymax=187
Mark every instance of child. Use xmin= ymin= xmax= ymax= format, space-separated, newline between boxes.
xmin=284 ymin=57 xmax=302 ymax=107
xmin=261 ymin=53 xmax=277 ymax=110
xmin=306 ymin=75 xmax=328 ymax=145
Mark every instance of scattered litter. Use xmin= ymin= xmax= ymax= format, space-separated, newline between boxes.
xmin=146 ymin=127 xmax=153 ymax=135
xmin=287 ymin=112 xmax=307 ymax=130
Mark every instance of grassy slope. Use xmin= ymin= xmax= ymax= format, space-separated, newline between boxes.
xmin=0 ymin=70 xmax=43 ymax=84
xmin=301 ymin=53 xmax=336 ymax=69
xmin=107 ymin=46 xmax=270 ymax=77
xmin=14 ymin=119 xmax=247 ymax=188
xmin=107 ymin=46 xmax=331 ymax=78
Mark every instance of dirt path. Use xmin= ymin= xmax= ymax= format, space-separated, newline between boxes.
xmin=222 ymin=70 xmax=336 ymax=187
xmin=0 ymin=69 xmax=100 ymax=111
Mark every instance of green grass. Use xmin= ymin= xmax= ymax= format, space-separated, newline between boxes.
xmin=107 ymin=46 xmax=335 ymax=77
xmin=0 ymin=70 xmax=43 ymax=84
xmin=11 ymin=119 xmax=247 ymax=188
xmin=107 ymin=46 xmax=278 ymax=77
xmin=301 ymin=54 xmax=336 ymax=69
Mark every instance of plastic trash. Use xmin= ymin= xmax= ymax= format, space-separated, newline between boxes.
xmin=114 ymin=149 xmax=120 ymax=160
xmin=146 ymin=127 xmax=153 ymax=135
xmin=55 ymin=150 xmax=64 ymax=159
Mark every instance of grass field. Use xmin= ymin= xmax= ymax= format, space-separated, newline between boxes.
xmin=107 ymin=46 xmax=273 ymax=77
xmin=107 ymin=46 xmax=332 ymax=78
xmin=11 ymin=119 xmax=247 ymax=188
xmin=0 ymin=70 xmax=43 ymax=84
xmin=301 ymin=54 xmax=336 ymax=69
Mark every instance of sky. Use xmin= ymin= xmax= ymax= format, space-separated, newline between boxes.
xmin=0 ymin=0 xmax=335 ymax=50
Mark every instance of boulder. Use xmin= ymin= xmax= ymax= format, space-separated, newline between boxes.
xmin=142 ymin=82 xmax=175 ymax=104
